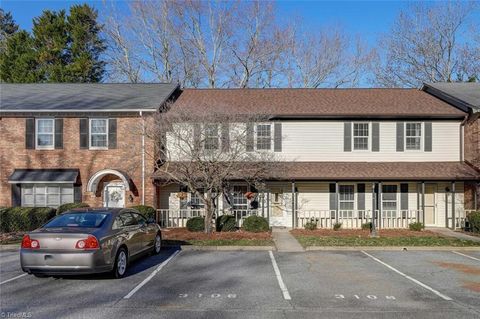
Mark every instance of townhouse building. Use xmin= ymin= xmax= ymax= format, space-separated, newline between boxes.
xmin=1 ymin=83 xmax=479 ymax=230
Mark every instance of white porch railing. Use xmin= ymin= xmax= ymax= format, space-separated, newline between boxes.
xmin=296 ymin=210 xmax=420 ymax=229
xmin=156 ymin=209 xmax=259 ymax=228
xmin=448 ymin=210 xmax=476 ymax=230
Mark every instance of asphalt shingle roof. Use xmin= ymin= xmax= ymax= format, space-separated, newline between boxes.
xmin=171 ymin=88 xmax=466 ymax=118
xmin=0 ymin=83 xmax=179 ymax=112
xmin=423 ymin=82 xmax=480 ymax=112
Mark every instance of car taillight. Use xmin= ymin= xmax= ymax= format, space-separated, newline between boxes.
xmin=21 ymin=235 xmax=40 ymax=249
xmin=75 ymin=235 xmax=99 ymax=250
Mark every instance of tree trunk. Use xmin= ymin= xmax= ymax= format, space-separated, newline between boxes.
xmin=204 ymin=193 xmax=215 ymax=234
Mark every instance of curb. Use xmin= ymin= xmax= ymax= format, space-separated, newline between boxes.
xmin=0 ymin=244 xmax=19 ymax=251
xmin=178 ymin=245 xmax=275 ymax=251
xmin=305 ymin=246 xmax=480 ymax=251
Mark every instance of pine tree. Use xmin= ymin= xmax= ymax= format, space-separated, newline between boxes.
xmin=66 ymin=4 xmax=106 ymax=82
xmin=0 ymin=9 xmax=20 ymax=53
xmin=0 ymin=30 xmax=39 ymax=83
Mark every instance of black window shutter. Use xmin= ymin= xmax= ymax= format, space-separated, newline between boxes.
xmin=193 ymin=123 xmax=201 ymax=152
xmin=357 ymin=183 xmax=366 ymax=211
xmin=11 ymin=184 xmax=21 ymax=206
xmin=344 ymin=122 xmax=352 ymax=152
xmin=396 ymin=122 xmax=404 ymax=152
xmin=74 ymin=185 xmax=82 ymax=203
xmin=274 ymin=122 xmax=282 ymax=152
xmin=329 ymin=183 xmax=337 ymax=216
xmin=221 ymin=123 xmax=230 ymax=152
xmin=108 ymin=118 xmax=117 ymax=149
xmin=54 ymin=118 xmax=63 ymax=149
xmin=400 ymin=183 xmax=409 ymax=210
xmin=25 ymin=118 xmax=35 ymax=149
xmin=424 ymin=122 xmax=432 ymax=152
xmin=246 ymin=123 xmax=254 ymax=152
xmin=372 ymin=123 xmax=380 ymax=152
xmin=79 ymin=118 xmax=89 ymax=149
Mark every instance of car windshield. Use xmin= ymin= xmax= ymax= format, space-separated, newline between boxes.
xmin=44 ymin=213 xmax=109 ymax=228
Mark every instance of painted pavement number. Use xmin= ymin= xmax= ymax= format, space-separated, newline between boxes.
xmin=335 ymin=294 xmax=396 ymax=300
xmin=178 ymin=293 xmax=237 ymax=299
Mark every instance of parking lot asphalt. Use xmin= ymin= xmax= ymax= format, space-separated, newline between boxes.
xmin=1 ymin=248 xmax=479 ymax=319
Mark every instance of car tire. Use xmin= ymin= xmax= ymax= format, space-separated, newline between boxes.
xmin=112 ymin=247 xmax=128 ymax=279
xmin=152 ymin=233 xmax=162 ymax=255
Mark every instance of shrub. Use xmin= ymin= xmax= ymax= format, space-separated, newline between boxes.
xmin=409 ymin=222 xmax=424 ymax=231
xmin=131 ymin=205 xmax=156 ymax=220
xmin=333 ymin=222 xmax=342 ymax=231
xmin=467 ymin=211 xmax=480 ymax=233
xmin=361 ymin=222 xmax=372 ymax=230
xmin=56 ymin=202 xmax=89 ymax=215
xmin=242 ymin=215 xmax=269 ymax=233
xmin=304 ymin=218 xmax=318 ymax=231
xmin=216 ymin=215 xmax=237 ymax=232
xmin=0 ymin=207 xmax=56 ymax=233
xmin=186 ymin=217 xmax=205 ymax=232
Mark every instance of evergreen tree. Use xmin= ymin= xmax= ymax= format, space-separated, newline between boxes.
xmin=0 ymin=30 xmax=39 ymax=83
xmin=0 ymin=9 xmax=19 ymax=37
xmin=66 ymin=4 xmax=105 ymax=82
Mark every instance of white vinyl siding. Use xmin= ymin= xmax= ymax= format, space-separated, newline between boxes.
xmin=36 ymin=118 xmax=55 ymax=149
xmin=281 ymin=121 xmax=461 ymax=161
xmin=22 ymin=184 xmax=74 ymax=208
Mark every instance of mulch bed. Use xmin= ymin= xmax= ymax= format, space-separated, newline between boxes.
xmin=163 ymin=227 xmax=272 ymax=241
xmin=291 ymin=229 xmax=443 ymax=238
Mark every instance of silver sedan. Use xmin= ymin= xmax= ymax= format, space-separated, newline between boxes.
xmin=20 ymin=208 xmax=162 ymax=278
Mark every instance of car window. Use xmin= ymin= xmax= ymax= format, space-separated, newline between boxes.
xmin=112 ymin=216 xmax=124 ymax=229
xmin=121 ymin=213 xmax=137 ymax=227
xmin=45 ymin=213 xmax=108 ymax=228
xmin=133 ymin=213 xmax=147 ymax=225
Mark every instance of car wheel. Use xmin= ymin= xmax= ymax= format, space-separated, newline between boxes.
xmin=112 ymin=247 xmax=128 ymax=279
xmin=152 ymin=233 xmax=162 ymax=255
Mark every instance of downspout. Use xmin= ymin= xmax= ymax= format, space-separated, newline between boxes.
xmin=460 ymin=115 xmax=468 ymax=162
xmin=140 ymin=111 xmax=145 ymax=205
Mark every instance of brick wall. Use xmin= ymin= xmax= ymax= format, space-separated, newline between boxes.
xmin=0 ymin=116 xmax=157 ymax=208
xmin=464 ymin=113 xmax=480 ymax=209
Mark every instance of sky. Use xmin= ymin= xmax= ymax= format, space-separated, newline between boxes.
xmin=2 ymin=0 xmax=410 ymax=46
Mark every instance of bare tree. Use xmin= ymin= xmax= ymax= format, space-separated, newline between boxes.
xmin=373 ymin=1 xmax=479 ymax=87
xmin=287 ymin=27 xmax=373 ymax=88
xmin=143 ymin=105 xmax=282 ymax=233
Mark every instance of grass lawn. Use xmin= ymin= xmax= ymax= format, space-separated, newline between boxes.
xmin=291 ymin=229 xmax=480 ymax=247
xmin=162 ymin=228 xmax=274 ymax=246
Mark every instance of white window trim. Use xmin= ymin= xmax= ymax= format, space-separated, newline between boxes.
xmin=21 ymin=183 xmax=74 ymax=208
xmin=381 ymin=183 xmax=399 ymax=216
xmin=35 ymin=118 xmax=55 ymax=150
xmin=254 ymin=123 xmax=273 ymax=152
xmin=404 ymin=122 xmax=423 ymax=152
xmin=89 ymin=118 xmax=109 ymax=150
xmin=352 ymin=122 xmax=371 ymax=152
xmin=203 ymin=123 xmax=220 ymax=151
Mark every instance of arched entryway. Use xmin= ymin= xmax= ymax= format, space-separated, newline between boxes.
xmin=87 ymin=169 xmax=132 ymax=208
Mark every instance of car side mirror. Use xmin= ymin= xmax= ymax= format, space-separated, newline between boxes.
xmin=147 ymin=218 xmax=156 ymax=224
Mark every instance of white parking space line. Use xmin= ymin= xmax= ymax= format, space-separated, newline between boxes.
xmin=0 ymin=273 xmax=27 ymax=285
xmin=361 ymin=251 xmax=452 ymax=301
xmin=123 ymin=250 xmax=181 ymax=299
xmin=268 ymin=251 xmax=291 ymax=300
xmin=452 ymin=251 xmax=480 ymax=262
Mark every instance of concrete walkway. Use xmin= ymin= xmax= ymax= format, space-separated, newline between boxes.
xmin=272 ymin=227 xmax=304 ymax=252
xmin=426 ymin=227 xmax=480 ymax=242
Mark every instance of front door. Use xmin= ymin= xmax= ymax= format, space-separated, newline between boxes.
xmin=424 ymin=184 xmax=436 ymax=226
xmin=104 ymin=181 xmax=125 ymax=208
xmin=269 ymin=190 xmax=291 ymax=227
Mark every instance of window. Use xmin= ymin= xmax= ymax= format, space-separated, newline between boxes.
xmin=45 ymin=213 xmax=108 ymax=228
xmin=22 ymin=184 xmax=74 ymax=208
xmin=338 ymin=185 xmax=354 ymax=217
xmin=204 ymin=124 xmax=219 ymax=150
xmin=120 ymin=213 xmax=137 ymax=226
xmin=405 ymin=122 xmax=422 ymax=150
xmin=36 ymin=118 xmax=54 ymax=149
xmin=190 ymin=191 xmax=205 ymax=209
xmin=256 ymin=124 xmax=272 ymax=150
xmin=353 ymin=123 xmax=369 ymax=150
xmin=382 ymin=185 xmax=398 ymax=213
xmin=232 ymin=186 xmax=248 ymax=210
xmin=90 ymin=119 xmax=108 ymax=149
xmin=132 ymin=213 xmax=147 ymax=225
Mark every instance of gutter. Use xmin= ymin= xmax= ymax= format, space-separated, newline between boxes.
xmin=140 ymin=111 xmax=146 ymax=205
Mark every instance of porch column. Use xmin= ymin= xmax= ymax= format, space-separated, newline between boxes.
xmin=371 ymin=183 xmax=378 ymax=237
xmin=291 ymin=181 xmax=296 ymax=228
xmin=266 ymin=192 xmax=270 ymax=224
xmin=445 ymin=186 xmax=449 ymax=228
xmin=335 ymin=182 xmax=339 ymax=223
xmin=421 ymin=182 xmax=425 ymax=225
xmin=416 ymin=183 xmax=420 ymax=221
xmin=451 ymin=181 xmax=456 ymax=230
xmin=378 ymin=182 xmax=382 ymax=229
xmin=261 ymin=191 xmax=265 ymax=217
